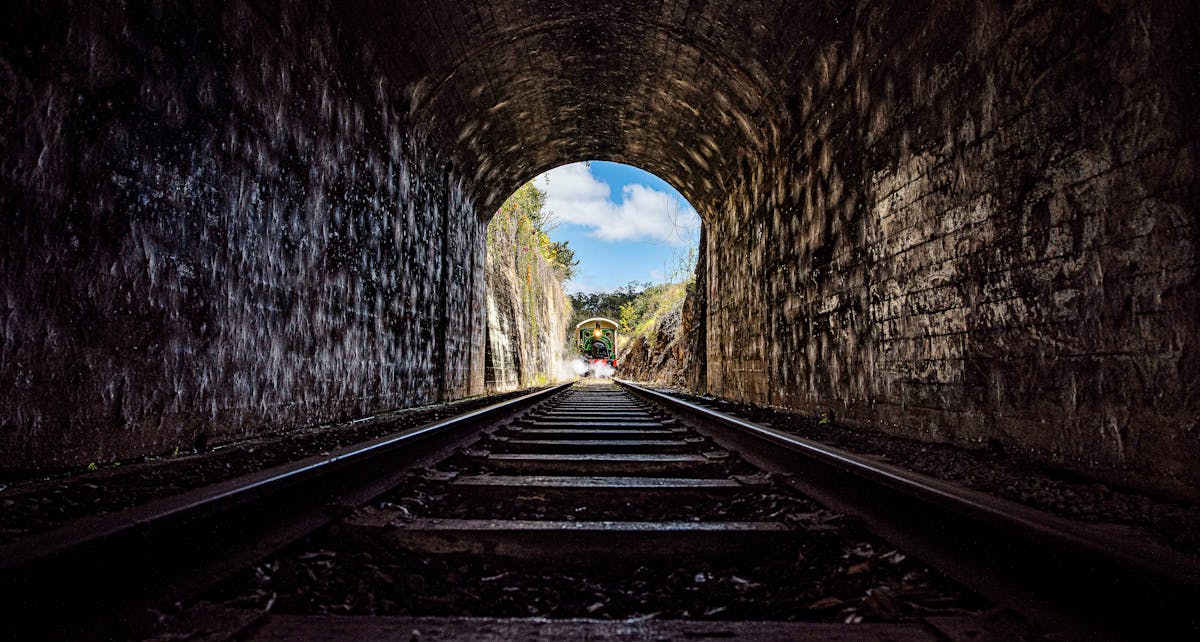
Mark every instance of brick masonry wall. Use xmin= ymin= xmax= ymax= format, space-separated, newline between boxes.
xmin=0 ymin=2 xmax=486 ymax=471
xmin=704 ymin=0 xmax=1200 ymax=492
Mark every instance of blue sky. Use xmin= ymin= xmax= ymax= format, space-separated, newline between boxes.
xmin=531 ymin=162 xmax=701 ymax=293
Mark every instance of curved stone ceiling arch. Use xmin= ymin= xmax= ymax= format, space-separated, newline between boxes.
xmin=348 ymin=0 xmax=843 ymax=218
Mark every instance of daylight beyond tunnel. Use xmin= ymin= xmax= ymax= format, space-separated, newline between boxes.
xmin=1 ymin=1 xmax=1197 ymax=493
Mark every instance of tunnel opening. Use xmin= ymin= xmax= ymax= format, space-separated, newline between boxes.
xmin=483 ymin=161 xmax=703 ymax=392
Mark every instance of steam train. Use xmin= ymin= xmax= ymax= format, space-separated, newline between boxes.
xmin=576 ymin=317 xmax=618 ymax=372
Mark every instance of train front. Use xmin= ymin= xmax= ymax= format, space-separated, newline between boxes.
xmin=576 ymin=317 xmax=618 ymax=376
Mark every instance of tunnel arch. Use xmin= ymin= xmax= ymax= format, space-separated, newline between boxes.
xmin=348 ymin=0 xmax=826 ymax=219
xmin=1 ymin=0 xmax=1197 ymax=494
xmin=358 ymin=0 xmax=1200 ymax=492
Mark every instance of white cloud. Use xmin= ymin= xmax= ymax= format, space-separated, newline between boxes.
xmin=534 ymin=163 xmax=700 ymax=246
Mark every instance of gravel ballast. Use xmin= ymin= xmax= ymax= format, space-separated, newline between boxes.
xmin=646 ymin=386 xmax=1200 ymax=556
xmin=0 ymin=388 xmax=547 ymax=545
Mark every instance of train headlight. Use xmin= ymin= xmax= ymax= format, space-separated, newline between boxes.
xmin=593 ymin=328 xmax=602 ymax=338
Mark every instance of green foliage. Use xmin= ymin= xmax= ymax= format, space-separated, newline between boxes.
xmin=491 ymin=182 xmax=578 ymax=280
xmin=541 ymin=239 xmax=577 ymax=279
xmin=623 ymin=283 xmax=689 ymax=343
xmin=618 ymin=300 xmax=639 ymax=334
xmin=507 ymin=181 xmax=548 ymax=228
xmin=569 ymin=281 xmax=651 ymax=323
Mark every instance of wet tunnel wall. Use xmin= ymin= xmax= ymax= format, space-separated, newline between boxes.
xmin=1 ymin=1 xmax=1197 ymax=493
xmin=702 ymin=2 xmax=1200 ymax=492
xmin=0 ymin=2 xmax=486 ymax=470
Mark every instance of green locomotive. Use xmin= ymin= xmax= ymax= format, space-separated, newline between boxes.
xmin=576 ymin=317 xmax=618 ymax=371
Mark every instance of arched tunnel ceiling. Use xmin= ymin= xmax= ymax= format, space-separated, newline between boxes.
xmin=348 ymin=0 xmax=848 ymax=217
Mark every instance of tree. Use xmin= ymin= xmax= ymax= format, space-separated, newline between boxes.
xmin=568 ymin=281 xmax=651 ymax=323
xmin=542 ymin=239 xmax=578 ymax=280
xmin=618 ymin=300 xmax=639 ymax=333
xmin=494 ymin=182 xmax=577 ymax=280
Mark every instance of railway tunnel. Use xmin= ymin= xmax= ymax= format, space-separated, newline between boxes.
xmin=1 ymin=0 xmax=1198 ymax=500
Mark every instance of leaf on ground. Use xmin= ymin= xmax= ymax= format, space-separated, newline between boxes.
xmin=808 ymin=597 xmax=844 ymax=610
xmin=847 ymin=561 xmax=872 ymax=575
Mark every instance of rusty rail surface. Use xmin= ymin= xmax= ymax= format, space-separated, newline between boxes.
xmin=616 ymin=379 xmax=1200 ymax=640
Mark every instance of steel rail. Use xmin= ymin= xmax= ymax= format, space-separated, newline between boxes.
xmin=616 ymin=379 xmax=1200 ymax=640
xmin=0 ymin=383 xmax=571 ymax=640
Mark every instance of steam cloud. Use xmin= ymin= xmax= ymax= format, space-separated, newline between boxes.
xmin=555 ymin=358 xmax=616 ymax=380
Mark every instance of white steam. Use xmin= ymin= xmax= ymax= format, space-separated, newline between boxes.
xmin=588 ymin=361 xmax=616 ymax=379
xmin=554 ymin=358 xmax=616 ymax=380
xmin=555 ymin=358 xmax=590 ymax=380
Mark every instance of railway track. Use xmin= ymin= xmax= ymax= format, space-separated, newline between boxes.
xmin=2 ymin=381 xmax=1197 ymax=640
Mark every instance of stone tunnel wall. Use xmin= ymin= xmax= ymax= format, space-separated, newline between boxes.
xmin=704 ymin=1 xmax=1199 ymax=493
xmin=0 ymin=2 xmax=486 ymax=472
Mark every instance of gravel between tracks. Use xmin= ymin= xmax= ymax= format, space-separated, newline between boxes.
xmin=645 ymin=386 xmax=1200 ymax=556
xmin=212 ymin=501 xmax=988 ymax=625
xmin=373 ymin=471 xmax=839 ymax=523
xmin=0 ymin=388 xmax=547 ymax=545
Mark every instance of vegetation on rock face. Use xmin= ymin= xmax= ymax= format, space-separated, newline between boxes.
xmin=485 ymin=183 xmax=575 ymax=390
xmin=617 ymin=283 xmax=689 ymax=346
xmin=612 ymin=281 xmax=693 ymax=385
xmin=490 ymin=182 xmax=578 ymax=280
